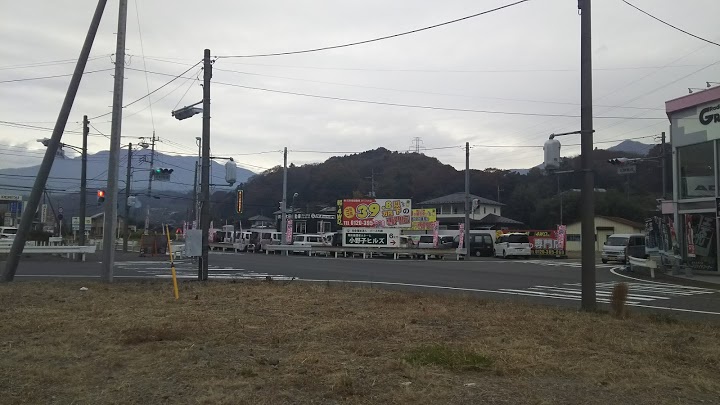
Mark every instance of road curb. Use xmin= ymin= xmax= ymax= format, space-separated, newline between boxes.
xmin=618 ymin=268 xmax=720 ymax=290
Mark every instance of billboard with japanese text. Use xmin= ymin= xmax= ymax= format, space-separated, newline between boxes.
xmin=496 ymin=229 xmax=567 ymax=256
xmin=410 ymin=208 xmax=437 ymax=230
xmin=337 ymin=198 xmax=412 ymax=228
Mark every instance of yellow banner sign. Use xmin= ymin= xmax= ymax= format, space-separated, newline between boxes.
xmin=411 ymin=208 xmax=437 ymax=230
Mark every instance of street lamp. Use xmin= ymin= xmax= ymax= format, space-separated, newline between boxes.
xmin=37 ymin=137 xmax=87 ymax=251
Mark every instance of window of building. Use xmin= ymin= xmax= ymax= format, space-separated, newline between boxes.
xmin=679 ymin=141 xmax=715 ymax=199
xmin=317 ymin=221 xmax=331 ymax=233
xmin=295 ymin=221 xmax=306 ymax=234
xmin=567 ymin=234 xmax=581 ymax=242
xmin=484 ymin=207 xmax=487 ymax=214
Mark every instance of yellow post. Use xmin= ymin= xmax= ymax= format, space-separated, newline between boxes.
xmin=165 ymin=225 xmax=180 ymax=300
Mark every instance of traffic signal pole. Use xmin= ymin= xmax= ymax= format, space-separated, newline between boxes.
xmin=2 ymin=0 xmax=108 ymax=282
xmin=78 ymin=115 xmax=89 ymax=254
xmin=144 ymin=132 xmax=156 ymax=235
xmin=123 ymin=143 xmax=132 ymax=252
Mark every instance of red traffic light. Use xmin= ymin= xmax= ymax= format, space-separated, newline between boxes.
xmin=97 ymin=190 xmax=105 ymax=197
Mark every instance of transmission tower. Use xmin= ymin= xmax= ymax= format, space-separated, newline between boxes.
xmin=409 ymin=137 xmax=424 ymax=153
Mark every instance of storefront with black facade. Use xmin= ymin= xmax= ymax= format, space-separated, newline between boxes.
xmin=274 ymin=212 xmax=338 ymax=235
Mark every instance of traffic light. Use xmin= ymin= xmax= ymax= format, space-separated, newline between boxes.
xmin=607 ymin=158 xmax=631 ymax=165
xmin=97 ymin=189 xmax=106 ymax=204
xmin=152 ymin=168 xmax=174 ymax=181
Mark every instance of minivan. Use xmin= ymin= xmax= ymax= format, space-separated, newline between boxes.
xmin=494 ymin=233 xmax=532 ymax=258
xmin=417 ymin=235 xmax=454 ymax=249
xmin=250 ymin=231 xmax=283 ymax=252
xmin=0 ymin=226 xmax=18 ymax=241
xmin=292 ymin=234 xmax=326 ymax=252
xmin=601 ymin=233 xmax=647 ymax=264
xmin=454 ymin=232 xmax=495 ymax=257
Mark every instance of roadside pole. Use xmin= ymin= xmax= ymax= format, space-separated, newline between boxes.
xmin=464 ymin=142 xmax=470 ymax=258
xmin=199 ymin=49 xmax=212 ymax=281
xmin=579 ymin=0 xmax=596 ymax=311
xmin=100 ymin=0 xmax=128 ymax=283
xmin=123 ymin=143 xmax=132 ymax=252
xmin=78 ymin=115 xmax=89 ymax=254
xmin=281 ymin=147 xmax=288 ymax=246
xmin=2 ymin=0 xmax=108 ymax=282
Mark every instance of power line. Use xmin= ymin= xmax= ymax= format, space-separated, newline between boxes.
xmin=88 ymin=61 xmax=201 ymax=120
xmin=0 ymin=55 xmax=110 ymax=71
xmin=133 ymin=0 xmax=156 ymax=132
xmin=213 ymin=80 xmax=667 ymax=120
xmin=622 ymin=0 xmax=720 ymax=48
xmin=145 ymin=53 xmax=708 ymax=74
xmin=213 ymin=67 xmax=663 ymax=111
xmin=216 ymin=0 xmax=533 ymax=58
xmin=0 ymin=68 xmax=114 ymax=84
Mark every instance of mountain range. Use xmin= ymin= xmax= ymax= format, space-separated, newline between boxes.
xmin=0 ymin=149 xmax=255 ymax=196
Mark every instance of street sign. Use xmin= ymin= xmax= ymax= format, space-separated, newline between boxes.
xmin=617 ymin=165 xmax=637 ymax=175
xmin=342 ymin=228 xmax=400 ymax=248
xmin=58 ymin=207 xmax=64 ymax=214
xmin=0 ymin=194 xmax=22 ymax=201
xmin=71 ymin=217 xmax=92 ymax=231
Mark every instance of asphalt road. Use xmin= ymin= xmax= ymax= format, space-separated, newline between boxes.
xmin=12 ymin=252 xmax=720 ymax=319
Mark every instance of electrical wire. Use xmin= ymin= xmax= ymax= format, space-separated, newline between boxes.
xmin=213 ymin=80 xmax=667 ymax=120
xmin=216 ymin=0 xmax=532 ymax=58
xmin=133 ymin=0 xmax=155 ymax=132
xmin=622 ymin=0 xmax=720 ymax=48
xmin=88 ymin=61 xmax=201 ymax=120
xmin=213 ymin=67 xmax=663 ymax=111
xmin=0 ymin=55 xmax=110 ymax=71
xmin=0 ymin=68 xmax=114 ymax=84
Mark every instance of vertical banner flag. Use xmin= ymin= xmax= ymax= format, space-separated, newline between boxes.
xmin=286 ymin=219 xmax=294 ymax=244
xmin=458 ymin=223 xmax=465 ymax=250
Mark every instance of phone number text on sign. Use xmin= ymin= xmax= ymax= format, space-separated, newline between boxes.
xmin=341 ymin=198 xmax=412 ymax=228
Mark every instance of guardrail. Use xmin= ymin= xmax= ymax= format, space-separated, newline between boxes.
xmin=264 ymin=245 xmax=465 ymax=260
xmin=628 ymin=256 xmax=658 ymax=278
xmin=0 ymin=245 xmax=97 ymax=261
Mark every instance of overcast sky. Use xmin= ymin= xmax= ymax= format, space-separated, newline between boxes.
xmin=2 ymin=0 xmax=719 ymax=174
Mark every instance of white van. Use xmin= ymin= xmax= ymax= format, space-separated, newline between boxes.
xmin=494 ymin=233 xmax=532 ymax=258
xmin=0 ymin=226 xmax=18 ymax=241
xmin=601 ymin=233 xmax=647 ymax=264
xmin=292 ymin=234 xmax=325 ymax=252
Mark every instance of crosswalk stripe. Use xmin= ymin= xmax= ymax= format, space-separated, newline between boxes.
xmin=531 ymin=286 xmax=668 ymax=301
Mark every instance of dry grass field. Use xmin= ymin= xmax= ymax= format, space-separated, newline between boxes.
xmin=1 ymin=280 xmax=719 ymax=404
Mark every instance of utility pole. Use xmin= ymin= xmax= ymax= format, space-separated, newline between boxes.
xmin=281 ymin=147 xmax=288 ymax=244
xmin=579 ymin=0 xmax=596 ymax=311
xmin=100 ymin=0 xmax=128 ymax=283
xmin=2 ymin=0 xmax=107 ymax=282
xmin=78 ymin=115 xmax=89 ymax=253
xmin=144 ymin=132 xmax=156 ymax=234
xmin=123 ymin=143 xmax=132 ymax=252
xmin=464 ymin=142 xmax=470 ymax=257
xmin=191 ymin=137 xmax=200 ymax=228
xmin=199 ymin=48 xmax=212 ymax=281
xmin=661 ymin=131 xmax=667 ymax=200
